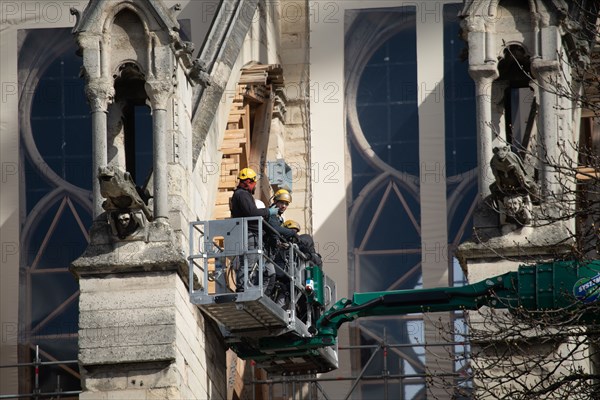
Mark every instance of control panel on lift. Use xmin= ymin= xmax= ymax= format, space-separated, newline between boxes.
xmin=188 ymin=217 xmax=338 ymax=375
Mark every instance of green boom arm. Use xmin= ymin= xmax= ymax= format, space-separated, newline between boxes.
xmin=314 ymin=260 xmax=600 ymax=345
xmin=316 ymin=271 xmax=514 ymax=338
xmin=256 ymin=260 xmax=600 ymax=354
xmin=255 ymin=261 xmax=599 ymax=354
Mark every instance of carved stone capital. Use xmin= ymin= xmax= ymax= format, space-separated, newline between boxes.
xmin=531 ymin=58 xmax=560 ymax=78
xmin=145 ymin=79 xmax=174 ymax=110
xmin=469 ymin=63 xmax=499 ymax=81
xmin=469 ymin=64 xmax=499 ymax=95
xmin=460 ymin=16 xmax=486 ymax=33
xmin=76 ymin=33 xmax=98 ymax=52
xmin=531 ymin=59 xmax=560 ymax=89
xmin=85 ymin=78 xmax=115 ymax=112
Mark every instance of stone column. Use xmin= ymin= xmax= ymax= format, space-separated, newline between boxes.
xmin=85 ymin=78 xmax=115 ymax=217
xmin=531 ymin=59 xmax=560 ymax=197
xmin=146 ymin=79 xmax=173 ymax=222
xmin=469 ymin=64 xmax=499 ymax=199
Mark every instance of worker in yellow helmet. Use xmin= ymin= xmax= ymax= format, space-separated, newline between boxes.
xmin=265 ymin=188 xmax=297 ymax=243
xmin=263 ymin=189 xmax=300 ymax=306
xmin=273 ymin=188 xmax=292 ymax=203
xmin=282 ymin=220 xmax=321 ymax=267
xmin=269 ymin=188 xmax=291 ymax=223
xmin=230 ymin=168 xmax=278 ymax=220
xmin=282 ymin=220 xmax=300 ymax=231
xmin=230 ymin=167 xmax=278 ymax=294
xmin=262 ymin=188 xmax=295 ymax=247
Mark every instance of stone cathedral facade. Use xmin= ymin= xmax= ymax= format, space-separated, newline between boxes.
xmin=1 ymin=0 xmax=312 ymax=398
xmin=0 ymin=0 xmax=597 ymax=399
xmin=68 ymin=1 xmax=314 ymax=398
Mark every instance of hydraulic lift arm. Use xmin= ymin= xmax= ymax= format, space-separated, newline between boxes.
xmin=316 ymin=270 xmax=515 ymax=338
xmin=258 ymin=260 xmax=600 ymax=353
xmin=315 ymin=260 xmax=600 ymax=344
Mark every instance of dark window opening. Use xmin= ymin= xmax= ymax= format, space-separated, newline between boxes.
xmin=30 ymin=49 xmax=92 ymax=189
xmin=504 ymin=87 xmax=537 ymax=156
xmin=113 ymin=63 xmax=153 ymax=188
xmin=498 ymin=45 xmax=534 ymax=155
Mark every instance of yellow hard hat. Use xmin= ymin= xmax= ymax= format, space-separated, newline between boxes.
xmin=283 ymin=220 xmax=301 ymax=231
xmin=238 ymin=167 xmax=257 ymax=182
xmin=274 ymin=189 xmax=292 ymax=203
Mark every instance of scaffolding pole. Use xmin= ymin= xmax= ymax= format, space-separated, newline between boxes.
xmin=0 ymin=345 xmax=80 ymax=400
xmin=247 ymin=339 xmax=468 ymax=400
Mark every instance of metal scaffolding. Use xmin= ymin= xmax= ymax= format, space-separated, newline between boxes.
xmin=0 ymin=346 xmax=81 ymax=400
xmin=248 ymin=337 xmax=471 ymax=400
xmin=1 ymin=339 xmax=470 ymax=400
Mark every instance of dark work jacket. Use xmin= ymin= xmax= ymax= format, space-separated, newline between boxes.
xmin=264 ymin=213 xmax=298 ymax=273
xmin=230 ymin=187 xmax=270 ymax=233
xmin=265 ymin=213 xmax=298 ymax=241
xmin=298 ymin=234 xmax=323 ymax=267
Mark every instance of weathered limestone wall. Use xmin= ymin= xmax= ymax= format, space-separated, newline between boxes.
xmin=78 ymin=272 xmax=225 ymax=399
xmin=73 ymin=2 xmax=283 ymax=399
xmin=168 ymin=63 xmax=195 ymax=252
xmin=277 ymin=0 xmax=313 ymax=232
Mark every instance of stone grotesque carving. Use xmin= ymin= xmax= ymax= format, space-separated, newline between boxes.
xmin=498 ymin=194 xmax=533 ymax=234
xmin=99 ymin=166 xmax=152 ymax=218
xmin=69 ymin=7 xmax=82 ymax=32
xmin=98 ymin=166 xmax=153 ymax=239
xmin=174 ymin=40 xmax=195 ymax=58
xmin=112 ymin=211 xmax=143 ymax=240
xmin=489 ymin=146 xmax=538 ymax=232
xmin=489 ymin=146 xmax=539 ymax=201
xmin=189 ymin=59 xmax=211 ymax=87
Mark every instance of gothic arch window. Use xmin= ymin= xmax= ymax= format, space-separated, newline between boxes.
xmin=345 ymin=4 xmax=477 ymax=398
xmin=107 ymin=8 xmax=154 ymax=187
xmin=346 ymin=8 xmax=424 ymax=398
xmin=496 ymin=45 xmax=533 ymax=146
xmin=111 ymin=61 xmax=153 ymax=187
xmin=19 ymin=28 xmax=91 ymax=395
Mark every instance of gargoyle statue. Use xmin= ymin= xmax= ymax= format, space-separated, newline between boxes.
xmin=98 ymin=166 xmax=153 ymax=239
xmin=488 ymin=146 xmax=538 ymax=232
xmin=111 ymin=211 xmax=146 ymax=239
xmin=498 ymin=194 xmax=533 ymax=234
xmin=489 ymin=146 xmax=539 ymax=202
xmin=189 ymin=59 xmax=211 ymax=87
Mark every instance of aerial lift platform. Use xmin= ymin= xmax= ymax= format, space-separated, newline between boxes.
xmin=189 ymin=217 xmax=600 ymax=375
xmin=188 ymin=217 xmax=338 ymax=374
